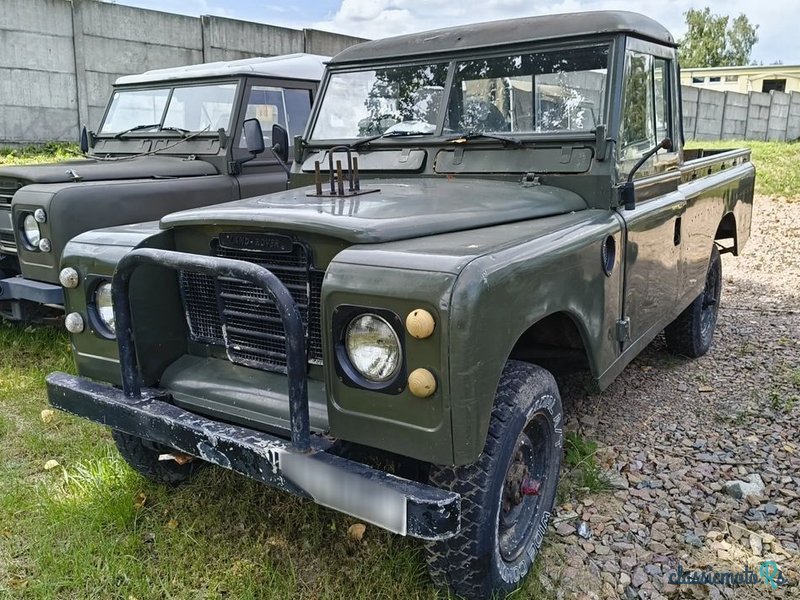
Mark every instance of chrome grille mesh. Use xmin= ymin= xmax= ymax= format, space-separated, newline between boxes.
xmin=179 ymin=237 xmax=323 ymax=373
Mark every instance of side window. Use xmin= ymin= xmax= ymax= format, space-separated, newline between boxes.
xmin=240 ymin=86 xmax=287 ymax=149
xmin=239 ymin=86 xmax=313 ymax=151
xmin=619 ymin=51 xmax=673 ymax=179
xmin=654 ymin=58 xmax=670 ymax=140
xmin=620 ymin=52 xmax=655 ymax=161
xmin=284 ymin=88 xmax=313 ymax=139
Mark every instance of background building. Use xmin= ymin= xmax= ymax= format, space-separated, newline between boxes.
xmin=681 ymin=64 xmax=800 ymax=93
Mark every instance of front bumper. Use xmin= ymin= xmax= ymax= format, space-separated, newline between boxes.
xmin=0 ymin=275 xmax=63 ymax=305
xmin=47 ymin=371 xmax=461 ymax=540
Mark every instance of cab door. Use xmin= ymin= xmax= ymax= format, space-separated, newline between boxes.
xmin=233 ymin=77 xmax=316 ymax=198
xmin=617 ymin=48 xmax=684 ymax=347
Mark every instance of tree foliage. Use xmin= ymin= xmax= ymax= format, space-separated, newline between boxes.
xmin=678 ymin=8 xmax=759 ymax=67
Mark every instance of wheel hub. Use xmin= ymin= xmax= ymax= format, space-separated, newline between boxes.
xmin=503 ymin=452 xmax=541 ymax=511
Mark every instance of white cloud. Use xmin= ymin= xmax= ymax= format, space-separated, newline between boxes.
xmin=313 ymin=0 xmax=799 ymax=64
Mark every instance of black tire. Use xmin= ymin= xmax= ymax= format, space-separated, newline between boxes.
xmin=112 ymin=431 xmax=204 ymax=486
xmin=665 ymin=246 xmax=722 ymax=358
xmin=424 ymin=361 xmax=563 ymax=600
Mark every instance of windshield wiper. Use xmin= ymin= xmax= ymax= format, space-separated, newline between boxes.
xmin=350 ymin=130 xmax=433 ymax=149
xmin=114 ymin=123 xmax=161 ymax=139
xmin=445 ymin=131 xmax=523 ymax=147
xmin=159 ymin=126 xmax=192 ymax=137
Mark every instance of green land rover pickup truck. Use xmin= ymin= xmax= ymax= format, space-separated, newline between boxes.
xmin=47 ymin=11 xmax=754 ymax=599
xmin=0 ymin=53 xmax=326 ymax=321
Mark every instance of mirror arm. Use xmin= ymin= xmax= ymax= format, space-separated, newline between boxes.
xmin=620 ymin=137 xmax=672 ymax=210
xmin=271 ymin=144 xmax=291 ymax=176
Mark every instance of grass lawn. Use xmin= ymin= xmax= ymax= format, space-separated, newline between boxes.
xmin=685 ymin=139 xmax=800 ymax=199
xmin=0 ymin=144 xmax=81 ymax=167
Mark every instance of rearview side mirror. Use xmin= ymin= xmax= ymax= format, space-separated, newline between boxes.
xmin=243 ymin=118 xmax=266 ymax=156
xmin=271 ymin=123 xmax=289 ymax=165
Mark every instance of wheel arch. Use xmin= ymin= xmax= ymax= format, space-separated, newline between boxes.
xmin=508 ymin=309 xmax=594 ymax=376
xmin=715 ymin=211 xmax=738 ymax=255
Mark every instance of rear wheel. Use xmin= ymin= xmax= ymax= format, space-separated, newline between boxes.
xmin=112 ymin=431 xmax=203 ymax=486
xmin=424 ymin=361 xmax=563 ymax=599
xmin=665 ymin=246 xmax=722 ymax=358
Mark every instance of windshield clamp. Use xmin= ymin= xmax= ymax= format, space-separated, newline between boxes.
xmin=307 ymin=146 xmax=380 ymax=198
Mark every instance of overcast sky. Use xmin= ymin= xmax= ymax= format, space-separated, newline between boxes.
xmin=114 ymin=0 xmax=798 ymax=65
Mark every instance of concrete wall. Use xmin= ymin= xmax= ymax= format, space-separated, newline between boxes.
xmin=682 ymin=85 xmax=800 ymax=141
xmin=0 ymin=0 xmax=365 ymax=145
xmin=0 ymin=0 xmax=79 ymax=143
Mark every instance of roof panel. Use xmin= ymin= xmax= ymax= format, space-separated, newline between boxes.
xmin=329 ymin=11 xmax=675 ymax=65
xmin=115 ymin=53 xmax=328 ymax=86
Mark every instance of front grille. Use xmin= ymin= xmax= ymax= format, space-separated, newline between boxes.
xmin=180 ymin=237 xmax=324 ymax=373
xmin=0 ymin=233 xmax=16 ymax=254
xmin=0 ymin=179 xmax=22 ymax=254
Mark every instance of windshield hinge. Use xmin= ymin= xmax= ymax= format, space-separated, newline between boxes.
xmin=616 ymin=317 xmax=631 ymax=343
xmin=399 ymin=147 xmax=411 ymax=163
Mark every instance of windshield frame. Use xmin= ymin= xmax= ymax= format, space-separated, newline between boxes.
xmin=306 ymin=38 xmax=615 ymax=147
xmin=96 ymin=77 xmax=242 ymax=138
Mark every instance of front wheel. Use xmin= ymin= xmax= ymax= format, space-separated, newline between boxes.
xmin=665 ymin=246 xmax=722 ymax=358
xmin=424 ymin=361 xmax=563 ymax=600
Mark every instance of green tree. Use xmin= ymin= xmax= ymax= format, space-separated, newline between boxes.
xmin=678 ymin=8 xmax=759 ymax=67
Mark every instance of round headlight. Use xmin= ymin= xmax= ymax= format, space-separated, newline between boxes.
xmin=95 ymin=282 xmax=115 ymax=334
xmin=345 ymin=314 xmax=401 ymax=382
xmin=22 ymin=214 xmax=41 ymax=247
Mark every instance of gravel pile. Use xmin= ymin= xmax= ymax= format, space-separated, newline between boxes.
xmin=539 ymin=196 xmax=800 ymax=599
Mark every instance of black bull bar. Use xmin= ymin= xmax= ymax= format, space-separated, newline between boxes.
xmin=47 ymin=248 xmax=460 ymax=540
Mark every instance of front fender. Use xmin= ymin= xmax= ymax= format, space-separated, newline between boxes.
xmin=62 ymin=222 xmax=178 ymax=385
xmin=448 ymin=210 xmax=623 ymax=465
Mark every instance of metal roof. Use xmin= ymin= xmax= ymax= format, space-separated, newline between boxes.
xmin=329 ymin=11 xmax=675 ymax=65
xmin=115 ymin=53 xmax=328 ymax=86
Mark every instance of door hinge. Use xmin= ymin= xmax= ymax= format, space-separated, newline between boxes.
xmin=616 ymin=317 xmax=631 ymax=343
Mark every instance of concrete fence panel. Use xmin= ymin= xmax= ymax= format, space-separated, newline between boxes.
xmin=202 ymin=16 xmax=303 ymax=62
xmin=681 ymin=85 xmax=699 ymax=140
xmin=766 ymin=91 xmax=790 ymax=142
xmin=304 ymin=28 xmax=365 ymax=56
xmin=694 ymin=88 xmax=726 ymax=140
xmin=787 ymin=92 xmax=800 ymax=141
xmin=744 ymin=92 xmax=770 ymax=141
xmin=0 ymin=0 xmax=78 ymax=142
xmin=721 ymin=91 xmax=748 ymax=140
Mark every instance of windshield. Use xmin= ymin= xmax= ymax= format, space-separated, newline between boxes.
xmin=309 ymin=45 xmax=608 ymax=141
xmin=99 ymin=83 xmax=237 ymax=135
xmin=312 ymin=63 xmax=449 ymax=140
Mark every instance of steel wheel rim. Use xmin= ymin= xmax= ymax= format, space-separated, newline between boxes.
xmin=498 ymin=412 xmax=553 ymax=563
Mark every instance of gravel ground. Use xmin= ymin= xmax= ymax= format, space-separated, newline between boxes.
xmin=539 ymin=196 xmax=800 ymax=599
